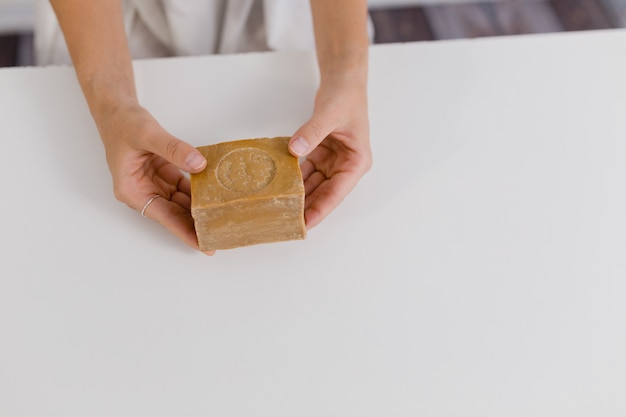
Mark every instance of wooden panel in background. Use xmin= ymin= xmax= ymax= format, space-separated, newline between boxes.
xmin=551 ymin=0 xmax=616 ymax=31
xmin=492 ymin=1 xmax=564 ymax=35
xmin=16 ymin=32 xmax=34 ymax=66
xmin=0 ymin=35 xmax=17 ymax=67
xmin=425 ymin=4 xmax=500 ymax=39
xmin=602 ymin=0 xmax=626 ymax=26
xmin=425 ymin=1 xmax=563 ymax=40
xmin=370 ymin=7 xmax=434 ymax=43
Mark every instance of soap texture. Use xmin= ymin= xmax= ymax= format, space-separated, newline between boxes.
xmin=191 ymin=137 xmax=306 ymax=251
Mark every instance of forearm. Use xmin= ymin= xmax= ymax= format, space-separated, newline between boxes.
xmin=50 ymin=0 xmax=137 ymax=118
xmin=50 ymin=1 xmax=208 ymax=250
xmin=309 ymin=0 xmax=369 ymax=85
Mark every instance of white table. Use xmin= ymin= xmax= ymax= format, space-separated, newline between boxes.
xmin=1 ymin=29 xmax=626 ymax=416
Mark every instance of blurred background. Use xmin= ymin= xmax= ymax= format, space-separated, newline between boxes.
xmin=1 ymin=0 xmax=625 ymax=67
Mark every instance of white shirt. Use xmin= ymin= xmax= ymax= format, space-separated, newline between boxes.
xmin=34 ymin=0 xmax=321 ymax=66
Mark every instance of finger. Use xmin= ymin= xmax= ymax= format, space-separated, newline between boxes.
xmin=149 ymin=163 xmax=191 ymax=198
xmin=299 ymin=158 xmax=316 ymax=182
xmin=177 ymin=175 xmax=191 ymax=196
xmin=304 ymin=171 xmax=360 ymax=229
xmin=289 ymin=110 xmax=337 ymax=158
xmin=145 ymin=131 xmax=207 ymax=174
xmin=142 ymin=195 xmax=202 ymax=251
xmin=304 ymin=170 xmax=326 ymax=196
xmin=170 ymin=190 xmax=191 ymax=211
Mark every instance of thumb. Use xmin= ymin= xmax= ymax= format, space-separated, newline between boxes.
xmin=149 ymin=132 xmax=207 ymax=173
xmin=289 ymin=113 xmax=335 ymax=158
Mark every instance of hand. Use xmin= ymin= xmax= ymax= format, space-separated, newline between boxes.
xmin=289 ymin=77 xmax=372 ymax=229
xmin=95 ymin=103 xmax=214 ymax=254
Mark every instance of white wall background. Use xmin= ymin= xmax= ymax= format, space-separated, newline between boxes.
xmin=0 ymin=0 xmax=35 ymax=33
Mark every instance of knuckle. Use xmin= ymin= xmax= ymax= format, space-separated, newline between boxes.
xmin=352 ymin=150 xmax=373 ymax=175
xmin=165 ymin=139 xmax=183 ymax=160
xmin=307 ymin=119 xmax=326 ymax=141
xmin=362 ymin=153 xmax=373 ymax=173
xmin=112 ymin=183 xmax=132 ymax=206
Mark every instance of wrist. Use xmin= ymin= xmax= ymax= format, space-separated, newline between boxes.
xmin=88 ymin=95 xmax=153 ymax=149
xmin=318 ymin=46 xmax=368 ymax=88
xmin=320 ymin=69 xmax=367 ymax=90
xmin=83 ymin=78 xmax=138 ymax=118
xmin=318 ymin=68 xmax=368 ymax=99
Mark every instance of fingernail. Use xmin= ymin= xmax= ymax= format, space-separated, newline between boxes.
xmin=186 ymin=152 xmax=206 ymax=171
xmin=290 ymin=136 xmax=310 ymax=157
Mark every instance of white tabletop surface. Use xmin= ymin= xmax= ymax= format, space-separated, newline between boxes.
xmin=1 ymin=29 xmax=626 ymax=416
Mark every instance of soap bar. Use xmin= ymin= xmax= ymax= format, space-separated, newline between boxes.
xmin=191 ymin=137 xmax=306 ymax=251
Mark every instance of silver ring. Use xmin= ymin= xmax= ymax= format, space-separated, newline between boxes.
xmin=141 ymin=194 xmax=161 ymax=218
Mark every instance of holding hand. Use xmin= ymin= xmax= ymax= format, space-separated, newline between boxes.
xmin=289 ymin=77 xmax=371 ymax=229
xmin=51 ymin=0 xmax=370 ymax=252
xmin=292 ymin=0 xmax=371 ymax=229
xmin=95 ymin=103 xmax=212 ymax=253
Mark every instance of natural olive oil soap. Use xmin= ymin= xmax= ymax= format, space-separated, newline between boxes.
xmin=191 ymin=137 xmax=306 ymax=251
